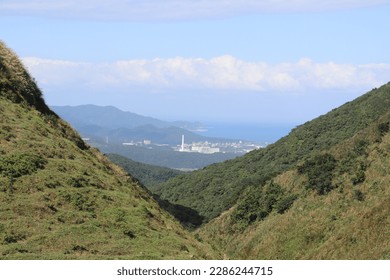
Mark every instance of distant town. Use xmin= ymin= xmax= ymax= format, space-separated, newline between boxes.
xmin=118 ymin=134 xmax=264 ymax=154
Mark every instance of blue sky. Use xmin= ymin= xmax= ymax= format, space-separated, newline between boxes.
xmin=1 ymin=0 xmax=390 ymax=124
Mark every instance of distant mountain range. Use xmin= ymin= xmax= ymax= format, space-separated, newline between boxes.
xmin=51 ymin=105 xmax=234 ymax=145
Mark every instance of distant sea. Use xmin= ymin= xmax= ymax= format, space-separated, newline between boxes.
xmin=197 ymin=123 xmax=297 ymax=144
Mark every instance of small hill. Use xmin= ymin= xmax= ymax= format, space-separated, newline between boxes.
xmin=0 ymin=41 xmax=214 ymax=259
xmin=156 ymin=83 xmax=390 ymax=226
xmin=106 ymin=153 xmax=184 ymax=191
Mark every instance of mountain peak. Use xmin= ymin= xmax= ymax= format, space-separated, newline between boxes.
xmin=0 ymin=41 xmax=53 ymax=115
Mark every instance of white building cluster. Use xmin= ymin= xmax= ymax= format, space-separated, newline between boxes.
xmin=122 ymin=139 xmax=152 ymax=146
xmin=176 ymin=135 xmax=261 ymax=154
xmin=178 ymin=135 xmax=220 ymax=154
xmin=190 ymin=145 xmax=220 ymax=154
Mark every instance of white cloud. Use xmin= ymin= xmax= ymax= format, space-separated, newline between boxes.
xmin=2 ymin=0 xmax=390 ymax=21
xmin=22 ymin=56 xmax=390 ymax=94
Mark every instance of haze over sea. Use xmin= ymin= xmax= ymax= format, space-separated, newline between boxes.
xmin=198 ymin=123 xmax=295 ymax=144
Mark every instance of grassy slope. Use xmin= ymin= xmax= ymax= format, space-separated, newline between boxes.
xmin=198 ymin=113 xmax=390 ymax=259
xmin=0 ymin=41 xmax=214 ymax=259
xmin=156 ymin=83 xmax=390 ymax=225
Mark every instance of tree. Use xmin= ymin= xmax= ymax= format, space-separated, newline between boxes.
xmin=298 ymin=153 xmax=337 ymax=195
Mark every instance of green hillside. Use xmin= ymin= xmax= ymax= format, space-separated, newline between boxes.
xmin=198 ymin=111 xmax=390 ymax=259
xmin=156 ymin=83 xmax=390 ymax=225
xmin=0 ymin=41 xmax=214 ymax=259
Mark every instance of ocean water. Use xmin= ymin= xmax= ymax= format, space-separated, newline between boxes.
xmin=197 ymin=123 xmax=296 ymax=144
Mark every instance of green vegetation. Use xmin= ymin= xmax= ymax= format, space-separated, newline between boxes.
xmin=0 ymin=152 xmax=47 ymax=192
xmin=297 ymin=153 xmax=337 ymax=195
xmin=0 ymin=152 xmax=47 ymax=179
xmin=0 ymin=41 xmax=214 ymax=260
xmin=231 ymin=182 xmax=297 ymax=229
xmin=198 ymin=111 xmax=390 ymax=259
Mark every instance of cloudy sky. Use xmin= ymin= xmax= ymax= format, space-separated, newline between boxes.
xmin=1 ymin=0 xmax=390 ymax=125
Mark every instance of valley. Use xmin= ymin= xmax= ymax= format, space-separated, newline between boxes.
xmin=1 ymin=41 xmax=389 ymax=260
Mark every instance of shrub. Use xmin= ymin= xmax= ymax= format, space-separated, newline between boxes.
xmin=67 ymin=176 xmax=88 ymax=188
xmin=298 ymin=153 xmax=337 ymax=195
xmin=71 ymin=192 xmax=95 ymax=212
xmin=275 ymin=194 xmax=298 ymax=214
xmin=352 ymin=169 xmax=366 ymax=185
xmin=352 ymin=139 xmax=369 ymax=157
xmin=0 ymin=152 xmax=47 ymax=190
xmin=231 ymin=182 xmax=297 ymax=227
xmin=353 ymin=189 xmax=365 ymax=201
xmin=378 ymin=122 xmax=389 ymax=137
xmin=123 ymin=230 xmax=136 ymax=239
xmin=0 ymin=152 xmax=46 ymax=179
